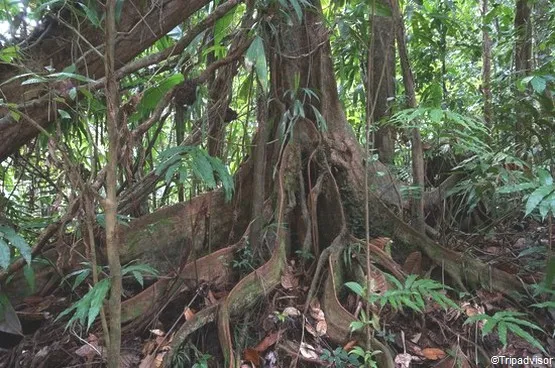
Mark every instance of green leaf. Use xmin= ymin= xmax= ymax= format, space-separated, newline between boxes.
xmin=49 ymin=72 xmax=95 ymax=83
xmin=0 ymin=225 xmax=32 ymax=265
xmin=525 ymin=185 xmax=555 ymax=216
xmin=530 ymin=76 xmax=547 ymax=94
xmin=345 ymin=282 xmax=365 ymax=297
xmin=245 ymin=36 xmax=268 ymax=92
xmin=506 ymin=322 xmax=547 ymax=354
xmin=481 ymin=317 xmax=498 ymax=336
xmin=132 ymin=271 xmax=144 ymax=287
xmin=501 ymin=317 xmax=544 ymax=332
xmin=537 ymin=169 xmax=553 ymax=186
xmin=400 ymin=296 xmax=422 ymax=312
xmin=72 ymin=269 xmax=91 ymax=290
xmin=497 ymin=322 xmax=508 ymax=346
xmin=23 ymin=264 xmax=35 ymax=294
xmin=496 ymin=182 xmax=536 ymax=194
xmin=137 ymin=73 xmax=185 ymax=115
xmin=538 ymin=192 xmax=555 ymax=220
xmin=532 ymin=301 xmax=555 ymax=308
xmin=429 ymin=109 xmax=443 ymax=123
xmin=58 ymin=109 xmax=71 ymax=120
xmin=213 ymin=5 xmax=237 ymax=53
xmin=0 ymin=239 xmax=10 ymax=269
xmin=0 ymin=45 xmax=19 ymax=63
xmin=404 ymin=274 xmax=418 ymax=289
xmin=350 ymin=320 xmax=365 ymax=332
xmin=81 ymin=2 xmax=101 ymax=27
xmin=87 ymin=279 xmax=110 ymax=330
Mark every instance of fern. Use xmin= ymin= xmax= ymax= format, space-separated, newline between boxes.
xmin=345 ymin=274 xmax=459 ymax=313
xmin=464 ymin=311 xmax=547 ymax=354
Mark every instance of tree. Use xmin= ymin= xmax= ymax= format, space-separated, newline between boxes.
xmin=0 ymin=0 xmax=534 ymax=366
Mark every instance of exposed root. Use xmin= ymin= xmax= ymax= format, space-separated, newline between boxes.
xmin=121 ymin=245 xmax=237 ymax=329
xmin=322 ymin=244 xmax=395 ymax=368
xmin=217 ymin=232 xmax=287 ymax=367
xmin=162 ymin=303 xmax=219 ymax=367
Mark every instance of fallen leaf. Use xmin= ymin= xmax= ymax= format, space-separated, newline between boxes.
xmin=183 ymin=307 xmax=195 ymax=321
xmin=150 ymin=329 xmax=165 ymax=337
xmin=422 ymin=347 xmax=446 ymax=360
xmin=299 ymin=342 xmax=319 ymax=360
xmin=309 ymin=307 xmax=325 ymax=321
xmin=264 ymin=351 xmax=278 ymax=368
xmin=315 ymin=319 xmax=327 ymax=336
xmin=343 ymin=340 xmax=357 ymax=351
xmin=243 ymin=348 xmax=261 ymax=366
xmin=371 ymin=237 xmax=391 ymax=250
xmin=282 ymin=307 xmax=301 ymax=317
xmin=75 ymin=343 xmax=102 ymax=359
xmin=305 ymin=322 xmax=317 ymax=337
xmin=254 ymin=331 xmax=279 ymax=352
xmin=280 ymin=271 xmax=298 ymax=290
xmin=120 ymin=352 xmax=141 ymax=368
xmin=154 ymin=351 xmax=166 ymax=367
xmin=138 ymin=353 xmax=156 ymax=368
xmin=403 ymin=251 xmax=422 ymax=275
xmin=410 ymin=332 xmax=422 ymax=344
xmin=394 ymin=353 xmax=413 ymax=368
xmin=309 ymin=298 xmax=320 ymax=310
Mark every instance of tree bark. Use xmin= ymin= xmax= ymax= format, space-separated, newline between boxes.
xmin=369 ymin=0 xmax=396 ymax=164
xmin=514 ymin=0 xmax=533 ymax=139
xmin=514 ymin=0 xmax=533 ymax=76
xmin=103 ymin=1 xmax=122 ymax=365
xmin=389 ymin=0 xmax=425 ymax=233
xmin=482 ymin=0 xmax=493 ymax=125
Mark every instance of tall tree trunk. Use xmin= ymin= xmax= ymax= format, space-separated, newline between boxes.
xmin=514 ymin=0 xmax=533 ymax=140
xmin=369 ymin=0 xmax=396 ymax=164
xmin=104 ymin=1 xmax=122 ymax=366
xmin=514 ymin=0 xmax=533 ymax=76
xmin=390 ymin=0 xmax=425 ymax=233
xmin=482 ymin=0 xmax=493 ymax=125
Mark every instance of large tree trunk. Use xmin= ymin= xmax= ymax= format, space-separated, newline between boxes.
xmin=369 ymin=0 xmax=396 ymax=164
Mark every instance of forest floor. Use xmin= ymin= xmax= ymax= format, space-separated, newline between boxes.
xmin=0 ymin=218 xmax=553 ymax=368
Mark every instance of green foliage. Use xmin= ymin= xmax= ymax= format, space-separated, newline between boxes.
xmin=349 ymin=309 xmax=380 ymax=333
xmin=445 ymin=150 xmax=530 ymax=218
xmin=136 ymin=73 xmax=185 ymax=117
xmin=497 ymin=168 xmax=555 ymax=220
xmin=0 ymin=224 xmax=32 ymax=270
xmin=155 ymin=146 xmax=234 ymax=201
xmin=57 ymin=277 xmax=111 ymax=330
xmin=171 ymin=341 xmax=212 ymax=368
xmin=348 ymin=346 xmax=381 ymax=368
xmin=191 ymin=354 xmax=212 ymax=368
xmin=345 ymin=274 xmax=459 ymax=313
xmin=232 ymin=244 xmax=255 ymax=272
xmin=464 ymin=311 xmax=546 ymax=354
xmin=320 ymin=347 xmax=361 ymax=367
xmin=245 ymin=36 xmax=268 ymax=92
xmin=388 ymin=107 xmax=490 ymax=156
xmin=57 ymin=262 xmax=158 ymax=330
